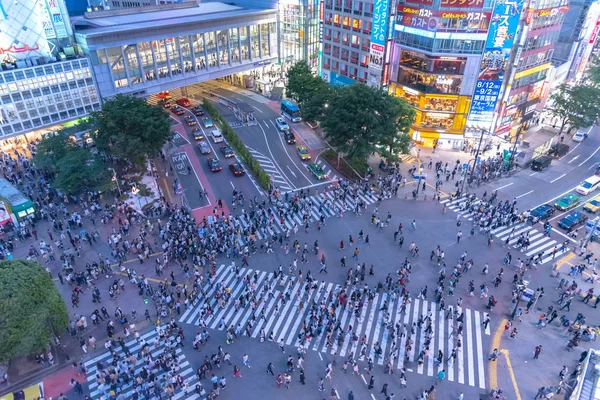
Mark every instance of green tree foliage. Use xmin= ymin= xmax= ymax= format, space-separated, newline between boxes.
xmin=34 ymin=131 xmax=112 ymax=195
xmin=586 ymin=56 xmax=600 ymax=87
xmin=285 ymin=61 xmax=317 ymax=109
xmin=0 ymin=260 xmax=68 ymax=362
xmin=90 ymin=94 xmax=171 ymax=166
xmin=302 ymin=80 xmax=335 ymax=123
xmin=321 ymin=84 xmax=415 ymax=161
xmin=550 ymin=83 xmax=600 ymax=134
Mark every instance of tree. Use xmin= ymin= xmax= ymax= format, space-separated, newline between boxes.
xmin=586 ymin=56 xmax=600 ymax=87
xmin=53 ymin=147 xmax=111 ymax=195
xmin=90 ymin=94 xmax=171 ymax=166
xmin=321 ymin=84 xmax=415 ymax=162
xmin=0 ymin=260 xmax=68 ymax=362
xmin=285 ymin=61 xmax=318 ymax=109
xmin=550 ymin=83 xmax=600 ymax=135
xmin=33 ymin=131 xmax=111 ymax=195
xmin=301 ymin=79 xmax=335 ymax=123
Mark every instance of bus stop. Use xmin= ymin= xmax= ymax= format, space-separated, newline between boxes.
xmin=236 ymin=101 xmax=257 ymax=126
xmin=200 ymin=90 xmax=257 ymax=126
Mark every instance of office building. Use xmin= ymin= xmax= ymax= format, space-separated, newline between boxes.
xmin=319 ymin=0 xmax=393 ymax=88
xmin=552 ymin=0 xmax=600 ymax=85
xmin=387 ymin=0 xmax=495 ymax=149
xmin=0 ymin=0 xmax=101 ymax=141
xmin=71 ymin=2 xmax=278 ymax=99
xmin=493 ymin=0 xmax=569 ymax=139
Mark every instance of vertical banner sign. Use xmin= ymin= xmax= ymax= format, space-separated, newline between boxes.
xmin=37 ymin=0 xmax=56 ymax=40
xmin=46 ymin=0 xmax=68 ymax=39
xmin=318 ymin=0 xmax=324 ymax=77
xmin=368 ymin=0 xmax=390 ymax=88
xmin=469 ymin=0 xmax=522 ymax=123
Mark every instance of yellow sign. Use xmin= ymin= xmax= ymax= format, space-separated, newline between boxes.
xmin=513 ymin=62 xmax=552 ymax=80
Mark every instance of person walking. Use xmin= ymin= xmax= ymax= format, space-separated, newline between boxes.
xmin=436 ymin=369 xmax=446 ymax=384
xmin=368 ymin=375 xmax=374 ymax=389
xmin=533 ymin=345 xmax=543 ymax=359
xmin=266 ymin=362 xmax=275 ymax=376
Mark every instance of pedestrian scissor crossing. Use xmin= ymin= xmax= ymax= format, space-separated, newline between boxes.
xmin=247 ymin=147 xmax=292 ymax=191
xmin=226 ymin=189 xmax=380 ymax=246
xmin=180 ymin=264 xmax=491 ymax=389
xmin=84 ymin=327 xmax=205 ymax=400
xmin=440 ymin=194 xmax=570 ymax=266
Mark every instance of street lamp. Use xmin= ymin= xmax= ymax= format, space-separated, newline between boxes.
xmin=459 ymin=158 xmax=476 ymax=195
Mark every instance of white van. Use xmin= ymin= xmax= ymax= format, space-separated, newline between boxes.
xmin=576 ymin=175 xmax=600 ymax=195
xmin=211 ymin=129 xmax=224 ymax=143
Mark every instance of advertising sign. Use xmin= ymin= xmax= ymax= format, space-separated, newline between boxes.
xmin=37 ymin=1 xmax=56 ymax=40
xmin=397 ymin=6 xmax=490 ymax=32
xmin=440 ymin=0 xmax=484 ymax=8
xmin=405 ymin=0 xmax=433 ymax=6
xmin=469 ymin=0 xmax=523 ymax=123
xmin=46 ymin=0 xmax=68 ymax=39
xmin=330 ymin=71 xmax=355 ymax=87
xmin=0 ymin=201 xmax=11 ymax=226
xmin=368 ymin=0 xmax=390 ymax=88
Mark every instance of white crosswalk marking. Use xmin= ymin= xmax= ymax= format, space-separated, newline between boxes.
xmin=440 ymin=194 xmax=570 ymax=265
xmin=85 ymin=328 xmax=205 ymax=400
xmin=247 ymin=148 xmax=292 ymax=191
xmin=177 ymin=265 xmax=490 ymax=388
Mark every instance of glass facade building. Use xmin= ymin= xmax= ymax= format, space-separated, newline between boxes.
xmin=0 ymin=58 xmax=100 ymax=138
xmin=73 ymin=2 xmax=278 ymax=99
xmin=279 ymin=0 xmax=321 ymax=73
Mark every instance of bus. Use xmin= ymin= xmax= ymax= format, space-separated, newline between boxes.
xmin=281 ymin=100 xmax=301 ymax=122
xmin=0 ymin=178 xmax=35 ymax=222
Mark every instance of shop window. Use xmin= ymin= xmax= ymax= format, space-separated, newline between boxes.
xmin=420 ymin=112 xmax=453 ymax=129
xmin=397 ymin=69 xmax=462 ymax=95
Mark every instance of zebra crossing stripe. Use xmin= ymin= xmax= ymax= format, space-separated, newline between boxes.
xmin=474 ymin=311 xmax=486 ymax=389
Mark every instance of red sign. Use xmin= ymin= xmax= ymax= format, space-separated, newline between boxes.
xmin=405 ymin=0 xmax=433 ymax=7
xmin=319 ymin=1 xmax=324 ymax=21
xmin=0 ymin=43 xmax=40 ymax=55
xmin=590 ymin=17 xmax=600 ymax=44
xmin=525 ymin=8 xmax=534 ymax=24
xmin=383 ymin=63 xmax=389 ymax=84
xmin=440 ymin=0 xmax=483 ymax=9
xmin=535 ymin=5 xmax=568 ymax=17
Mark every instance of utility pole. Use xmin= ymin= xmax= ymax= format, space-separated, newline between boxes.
xmin=469 ymin=129 xmax=486 ymax=183
xmin=507 ymin=125 xmax=524 ymax=171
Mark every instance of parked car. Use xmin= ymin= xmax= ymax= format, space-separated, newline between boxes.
xmin=220 ymin=145 xmax=235 ymax=158
xmin=531 ymin=155 xmax=552 ymax=171
xmin=547 ymin=143 xmax=570 ymax=158
xmin=229 ymin=161 xmax=245 ymax=176
xmin=176 ymin=98 xmax=191 ymax=107
xmin=555 ymin=193 xmax=581 ymax=211
xmin=558 ymin=211 xmax=588 ymax=232
xmin=307 ymin=162 xmax=327 ymax=179
xmin=207 ymin=158 xmax=222 ymax=172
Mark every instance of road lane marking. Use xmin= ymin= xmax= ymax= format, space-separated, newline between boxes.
xmin=565 ymin=142 xmax=581 ymax=156
xmin=578 ymin=143 xmax=600 ymax=166
xmin=515 ymin=190 xmax=534 ymax=199
xmin=551 ymin=173 xmax=566 ymax=183
xmin=529 ymin=171 xmax=538 ymax=176
xmin=589 ymin=162 xmax=599 ymax=170
xmin=286 ymin=165 xmax=297 ymax=178
xmin=495 ymin=182 xmax=513 ymax=190
xmin=489 ymin=318 xmax=507 ymax=390
xmin=569 ymin=155 xmax=580 ymax=164
xmin=500 ymin=350 xmax=522 ymax=400
xmin=253 ymin=105 xmax=263 ymax=113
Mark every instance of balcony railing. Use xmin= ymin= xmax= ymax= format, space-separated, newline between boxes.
xmin=323 ymin=64 xmax=330 ymax=69
xmin=350 ymin=58 xmax=358 ymax=64
xmin=360 ymin=61 xmax=368 ymax=67
xmin=351 ymin=43 xmax=359 ymax=48
xmin=340 ymin=70 xmax=348 ymax=75
xmin=341 ymin=55 xmax=349 ymax=60
xmin=361 ymin=44 xmax=369 ymax=51
xmin=333 ymin=37 xmax=340 ymax=42
xmin=342 ymin=40 xmax=349 ymax=45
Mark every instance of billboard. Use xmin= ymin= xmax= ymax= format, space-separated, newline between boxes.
xmin=397 ymin=6 xmax=491 ymax=32
xmin=469 ymin=0 xmax=522 ymax=123
xmin=368 ymin=0 xmax=390 ymax=88
xmin=330 ymin=71 xmax=355 ymax=87
xmin=440 ymin=0 xmax=484 ymax=8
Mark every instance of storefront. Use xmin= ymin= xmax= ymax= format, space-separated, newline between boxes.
xmin=412 ymin=131 xmax=464 ymax=149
